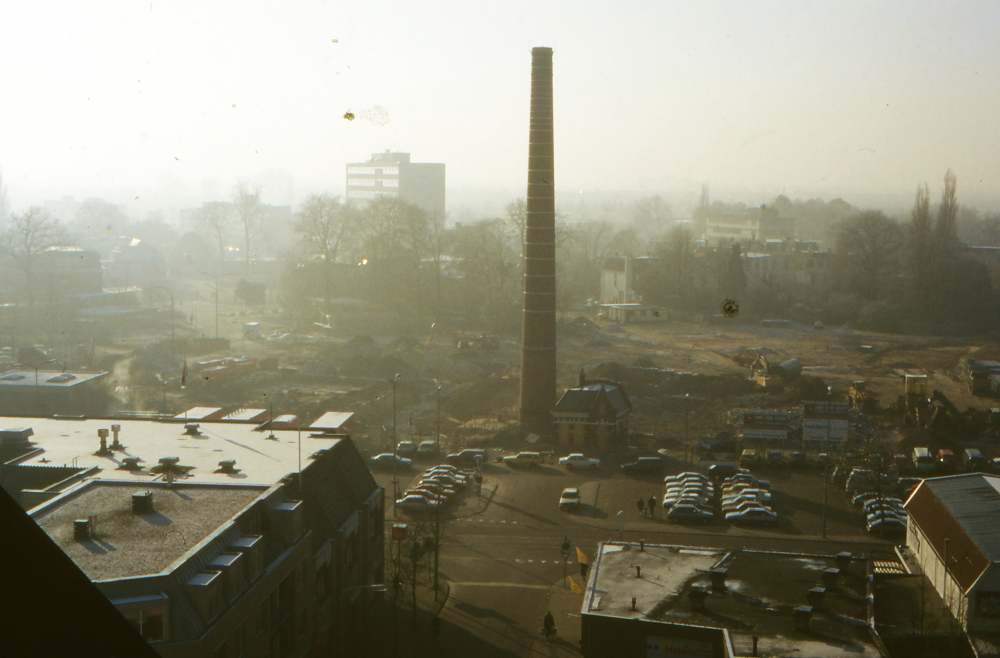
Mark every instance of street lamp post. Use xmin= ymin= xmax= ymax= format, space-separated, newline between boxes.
xmin=392 ymin=374 xmax=402 ymax=517
xmin=561 ymin=536 xmax=572 ymax=588
xmin=822 ymin=386 xmax=833 ymax=539
xmin=684 ymin=393 xmax=691 ymax=467
xmin=436 ymin=385 xmax=442 ymax=455
xmin=153 ymin=286 xmax=175 ymax=343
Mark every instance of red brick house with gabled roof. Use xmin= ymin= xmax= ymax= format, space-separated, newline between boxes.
xmin=551 ymin=370 xmax=632 ymax=451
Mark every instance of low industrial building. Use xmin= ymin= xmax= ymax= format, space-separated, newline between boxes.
xmin=905 ymin=474 xmax=1000 ymax=656
xmin=0 ymin=368 xmax=110 ymax=416
xmin=581 ymin=541 xmax=888 ymax=658
xmin=2 ymin=415 xmax=384 ymax=658
xmin=552 ymin=374 xmax=632 ymax=451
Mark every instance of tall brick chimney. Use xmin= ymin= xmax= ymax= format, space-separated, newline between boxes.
xmin=519 ymin=47 xmax=557 ymax=437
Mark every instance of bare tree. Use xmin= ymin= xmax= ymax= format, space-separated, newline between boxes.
xmin=292 ymin=194 xmax=354 ymax=309
xmin=232 ymin=181 xmax=264 ymax=274
xmin=453 ymin=218 xmax=519 ymax=327
xmin=833 ymin=211 xmax=903 ymax=300
xmin=504 ymin=197 xmax=527 ymax=253
xmin=74 ymin=198 xmax=129 ymax=234
xmin=419 ymin=211 xmax=449 ymax=311
xmin=5 ymin=207 xmax=63 ymax=307
xmin=0 ymin=168 xmax=10 ymax=226
xmin=194 ymin=201 xmax=233 ymax=264
xmin=935 ymin=168 xmax=959 ymax=255
xmin=905 ymin=184 xmax=933 ymax=314
xmin=631 ymin=195 xmax=673 ymax=239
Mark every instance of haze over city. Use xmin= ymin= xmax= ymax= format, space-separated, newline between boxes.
xmin=6 ymin=3 xmax=1000 ymax=658
xmin=3 ymin=0 xmax=999 ymax=215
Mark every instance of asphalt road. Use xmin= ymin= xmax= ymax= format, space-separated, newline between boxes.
xmin=374 ymin=458 xmax=895 ymax=657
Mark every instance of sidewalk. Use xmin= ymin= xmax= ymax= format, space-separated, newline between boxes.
xmin=369 ymin=578 xmax=451 ymax=658
xmin=526 ymin=576 xmax=585 ymax=657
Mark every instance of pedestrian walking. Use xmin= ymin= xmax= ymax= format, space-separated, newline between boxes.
xmin=636 ymin=497 xmax=646 ymax=517
xmin=430 ymin=616 xmax=441 ymax=642
xmin=543 ymin=610 xmax=555 ymax=642
xmin=648 ymin=494 xmax=657 ymax=519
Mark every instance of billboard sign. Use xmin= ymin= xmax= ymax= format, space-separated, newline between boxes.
xmin=978 ymin=592 xmax=1000 ymax=618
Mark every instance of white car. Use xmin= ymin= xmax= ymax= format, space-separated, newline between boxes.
xmin=504 ymin=452 xmax=543 ymax=467
xmin=559 ymin=453 xmax=600 ymax=469
xmin=559 ymin=487 xmax=581 ymax=510
xmin=396 ymin=495 xmax=440 ymax=511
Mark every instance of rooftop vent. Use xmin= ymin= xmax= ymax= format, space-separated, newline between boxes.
xmin=218 ymin=460 xmax=238 ymax=473
xmin=793 ymin=606 xmax=813 ymax=632
xmin=110 ymin=424 xmax=123 ymax=450
xmin=822 ymin=568 xmax=841 ymax=588
xmin=73 ymin=519 xmax=91 ymax=541
xmin=119 ymin=457 xmax=142 ymax=470
xmin=97 ymin=428 xmax=110 ymax=455
xmin=132 ymin=491 xmax=154 ymax=514
xmin=184 ymin=423 xmax=201 ymax=436
xmin=688 ymin=585 xmax=709 ymax=611
xmin=159 ymin=456 xmax=180 ymax=467
xmin=807 ymin=587 xmax=827 ymax=609
xmin=709 ymin=568 xmax=728 ymax=592
xmin=835 ymin=552 xmax=853 ymax=571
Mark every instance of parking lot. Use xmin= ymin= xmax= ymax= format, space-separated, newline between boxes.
xmin=372 ymin=451 xmax=882 ymax=541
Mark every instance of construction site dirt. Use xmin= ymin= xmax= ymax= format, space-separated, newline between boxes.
xmin=117 ymin=307 xmax=1000 ymax=472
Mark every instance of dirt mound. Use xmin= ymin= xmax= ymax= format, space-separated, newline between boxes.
xmin=586 ymin=362 xmax=756 ymax=403
xmin=442 ymin=375 xmax=519 ymax=420
xmin=389 ymin=336 xmax=424 ymax=352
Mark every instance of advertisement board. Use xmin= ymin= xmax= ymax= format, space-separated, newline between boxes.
xmin=977 ymin=592 xmax=1000 ymax=618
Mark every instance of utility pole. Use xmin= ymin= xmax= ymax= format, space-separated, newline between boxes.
xmin=684 ymin=393 xmax=691 ymax=467
xmin=436 ymin=385 xmax=442 ymax=454
xmin=153 ymin=286 xmax=175 ymax=343
xmin=392 ymin=374 xmax=401 ymax=517
xmin=822 ymin=386 xmax=833 ymax=539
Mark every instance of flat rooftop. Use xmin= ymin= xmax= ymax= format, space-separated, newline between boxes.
xmin=0 ymin=416 xmax=342 ymax=487
xmin=0 ymin=370 xmax=107 ymax=387
xmin=585 ymin=542 xmax=883 ymax=658
xmin=32 ymin=481 xmax=265 ymax=581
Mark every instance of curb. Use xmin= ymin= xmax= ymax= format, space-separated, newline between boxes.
xmin=452 ymin=483 xmax=500 ymax=519
xmin=565 ymin=512 xmax=892 ymax=546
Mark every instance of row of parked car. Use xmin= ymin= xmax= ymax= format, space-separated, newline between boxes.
xmin=394 ymin=465 xmax=471 ymax=513
xmin=852 ymin=490 xmax=908 ymax=535
xmin=719 ymin=472 xmax=777 ymax=525
xmin=661 ymin=472 xmax=714 ymax=522
xmin=656 ymin=470 xmax=778 ymax=525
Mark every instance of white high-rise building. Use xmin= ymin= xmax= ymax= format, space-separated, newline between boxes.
xmin=345 ymin=151 xmax=445 ymax=216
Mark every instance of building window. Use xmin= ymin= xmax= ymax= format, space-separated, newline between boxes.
xmin=235 ymin=621 xmax=247 ymax=658
xmin=256 ymin=598 xmax=269 ymax=636
xmin=316 ymin=565 xmax=329 ymax=601
xmin=383 ymin=179 xmax=399 ymax=187
xmin=125 ymin=607 xmax=165 ymax=642
xmin=348 ymin=178 xmax=375 ymax=186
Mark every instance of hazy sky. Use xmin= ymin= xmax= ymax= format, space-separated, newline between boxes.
xmin=3 ymin=0 xmax=999 ymax=215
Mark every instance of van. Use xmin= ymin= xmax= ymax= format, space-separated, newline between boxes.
xmin=964 ymin=448 xmax=986 ymax=472
xmin=912 ymin=447 xmax=934 ymax=473
xmin=936 ymin=449 xmax=956 ymax=471
xmin=740 ymin=449 xmax=759 ymax=468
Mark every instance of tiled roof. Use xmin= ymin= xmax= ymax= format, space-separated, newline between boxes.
xmin=905 ymin=475 xmax=998 ymax=591
xmin=552 ymin=383 xmax=632 ymax=416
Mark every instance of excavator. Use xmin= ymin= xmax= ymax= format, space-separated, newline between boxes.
xmin=427 ymin=323 xmax=499 ymax=350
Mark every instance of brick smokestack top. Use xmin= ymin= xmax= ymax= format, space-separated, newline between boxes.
xmin=519 ymin=47 xmax=556 ymax=437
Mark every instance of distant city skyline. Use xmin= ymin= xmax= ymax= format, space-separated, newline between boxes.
xmin=3 ymin=0 xmax=999 ymax=216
